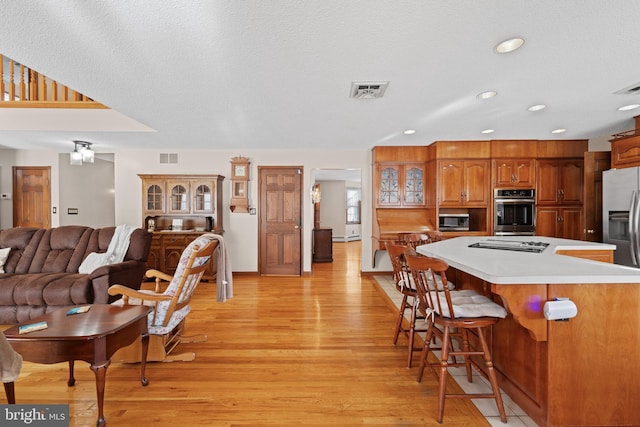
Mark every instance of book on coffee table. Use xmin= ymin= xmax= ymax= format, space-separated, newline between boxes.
xmin=18 ymin=321 xmax=48 ymax=334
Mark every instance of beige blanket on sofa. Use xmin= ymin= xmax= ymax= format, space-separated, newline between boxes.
xmin=0 ymin=331 xmax=21 ymax=383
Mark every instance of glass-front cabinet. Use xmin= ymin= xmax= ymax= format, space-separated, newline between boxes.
xmin=167 ymin=181 xmax=190 ymax=214
xmin=139 ymin=174 xmax=224 ymax=232
xmin=375 ymin=162 xmax=425 ymax=207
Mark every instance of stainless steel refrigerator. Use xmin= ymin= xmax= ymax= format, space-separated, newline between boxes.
xmin=603 ymin=167 xmax=640 ymax=267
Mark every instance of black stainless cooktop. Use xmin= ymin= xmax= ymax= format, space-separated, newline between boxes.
xmin=468 ymin=239 xmax=549 ymax=253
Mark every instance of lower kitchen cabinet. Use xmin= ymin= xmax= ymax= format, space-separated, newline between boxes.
xmin=536 ymin=206 xmax=584 ymax=240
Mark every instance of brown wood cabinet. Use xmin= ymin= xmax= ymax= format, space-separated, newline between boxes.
xmin=492 ymin=158 xmax=535 ymax=188
xmin=148 ymin=231 xmax=218 ymax=280
xmin=536 ymin=159 xmax=583 ymax=206
xmin=139 ymin=174 xmax=224 ymax=233
xmin=139 ymin=174 xmax=224 ymax=279
xmin=610 ymin=135 xmax=640 ymax=169
xmin=536 ymin=206 xmax=584 ymax=240
xmin=312 ymin=228 xmax=333 ymax=262
xmin=374 ymin=162 xmax=425 ymax=207
xmin=438 ymin=159 xmax=490 ymax=207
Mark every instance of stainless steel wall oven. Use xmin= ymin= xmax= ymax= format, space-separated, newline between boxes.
xmin=494 ymin=189 xmax=536 ymax=236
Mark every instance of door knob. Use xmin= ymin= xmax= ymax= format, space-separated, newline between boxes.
xmin=587 ymin=229 xmax=596 ymax=234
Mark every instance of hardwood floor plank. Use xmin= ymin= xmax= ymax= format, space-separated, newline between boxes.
xmin=6 ymin=241 xmax=489 ymax=426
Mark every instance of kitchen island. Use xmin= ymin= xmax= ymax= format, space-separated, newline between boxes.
xmin=416 ymin=236 xmax=640 ymax=427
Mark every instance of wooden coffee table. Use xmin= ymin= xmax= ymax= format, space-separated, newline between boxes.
xmin=4 ymin=304 xmax=152 ymax=427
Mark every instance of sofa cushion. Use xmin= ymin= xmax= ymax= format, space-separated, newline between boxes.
xmin=0 ymin=228 xmax=45 ymax=274
xmin=29 ymin=226 xmax=93 ymax=273
xmin=5 ymin=273 xmax=93 ymax=306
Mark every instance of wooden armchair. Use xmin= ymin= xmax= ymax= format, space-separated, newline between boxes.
xmin=108 ymin=234 xmax=219 ymax=362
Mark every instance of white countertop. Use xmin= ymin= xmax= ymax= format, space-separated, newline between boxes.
xmin=415 ymin=236 xmax=640 ymax=284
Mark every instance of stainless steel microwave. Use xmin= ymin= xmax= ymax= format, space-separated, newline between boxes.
xmin=439 ymin=213 xmax=470 ymax=231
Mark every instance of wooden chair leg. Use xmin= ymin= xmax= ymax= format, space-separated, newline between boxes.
xmin=437 ymin=326 xmax=451 ymax=424
xmin=406 ymin=300 xmax=419 ymax=368
xmin=393 ymin=294 xmax=408 ymax=345
xmin=477 ymin=327 xmax=507 ymax=423
xmin=3 ymin=382 xmax=15 ymax=404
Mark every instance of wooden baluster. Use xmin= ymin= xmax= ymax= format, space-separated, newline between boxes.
xmin=0 ymin=54 xmax=4 ymax=101
xmin=38 ymin=74 xmax=47 ymax=101
xmin=51 ymin=79 xmax=58 ymax=101
xmin=29 ymin=69 xmax=37 ymax=100
xmin=19 ymin=64 xmax=26 ymax=100
xmin=61 ymin=84 xmax=68 ymax=101
xmin=8 ymin=60 xmax=15 ymax=100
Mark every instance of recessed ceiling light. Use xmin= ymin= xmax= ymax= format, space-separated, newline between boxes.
xmin=618 ymin=104 xmax=640 ymax=111
xmin=481 ymin=129 xmax=495 ymax=134
xmin=551 ymin=128 xmax=567 ymax=134
xmin=403 ymin=129 xmax=416 ymax=135
xmin=528 ymin=104 xmax=547 ymax=112
xmin=495 ymin=37 xmax=525 ymax=53
xmin=477 ymin=91 xmax=497 ymax=100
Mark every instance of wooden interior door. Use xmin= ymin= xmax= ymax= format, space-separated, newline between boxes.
xmin=583 ymin=151 xmax=611 ymax=242
xmin=259 ymin=166 xmax=302 ymax=276
xmin=12 ymin=166 xmax=51 ymax=228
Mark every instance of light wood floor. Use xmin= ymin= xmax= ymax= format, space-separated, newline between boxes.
xmin=9 ymin=241 xmax=489 ymax=426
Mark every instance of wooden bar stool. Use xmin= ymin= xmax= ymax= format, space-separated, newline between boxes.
xmin=406 ymin=253 xmax=508 ymax=424
xmin=385 ymin=242 xmax=426 ymax=368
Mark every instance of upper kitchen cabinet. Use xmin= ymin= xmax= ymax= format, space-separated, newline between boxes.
xmin=374 ymin=162 xmax=425 ymax=207
xmin=536 ymin=159 xmax=584 ymax=205
xmin=429 ymin=140 xmax=491 ymax=208
xmin=609 ymin=115 xmax=640 ymax=169
xmin=535 ymin=139 xmax=587 ymax=206
xmin=492 ymin=159 xmax=535 ymax=188
xmin=438 ymin=159 xmax=490 ymax=206
xmin=490 ymin=140 xmax=537 ymax=188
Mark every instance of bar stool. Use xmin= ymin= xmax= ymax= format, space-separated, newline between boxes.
xmin=405 ymin=253 xmax=508 ymax=424
xmin=385 ymin=242 xmax=426 ymax=368
xmin=402 ymin=233 xmax=432 ymax=249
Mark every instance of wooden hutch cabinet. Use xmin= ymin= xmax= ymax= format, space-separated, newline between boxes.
xmin=139 ymin=174 xmax=224 ymax=279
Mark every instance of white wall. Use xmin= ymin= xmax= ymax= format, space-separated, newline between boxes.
xmin=59 ymin=153 xmax=115 ymax=228
xmin=112 ymin=148 xmax=377 ymax=273
xmin=0 ymin=149 xmax=17 ymax=227
xmin=317 ymin=180 xmax=361 ymax=241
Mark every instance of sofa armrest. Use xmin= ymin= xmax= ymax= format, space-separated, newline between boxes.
xmin=89 ymin=260 xmax=147 ymax=304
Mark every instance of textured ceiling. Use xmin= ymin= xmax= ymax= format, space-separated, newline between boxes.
xmin=1 ymin=1 xmax=640 ymax=152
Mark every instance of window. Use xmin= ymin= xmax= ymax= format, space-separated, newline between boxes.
xmin=346 ymin=187 xmax=361 ymax=224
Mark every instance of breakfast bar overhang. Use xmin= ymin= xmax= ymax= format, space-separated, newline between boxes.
xmin=416 ymin=236 xmax=640 ymax=427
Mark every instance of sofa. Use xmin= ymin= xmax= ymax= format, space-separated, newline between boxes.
xmin=0 ymin=225 xmax=152 ymax=324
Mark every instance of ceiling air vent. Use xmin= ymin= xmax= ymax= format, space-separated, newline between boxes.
xmin=350 ymin=81 xmax=389 ymax=99
xmin=614 ymin=82 xmax=640 ymax=95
